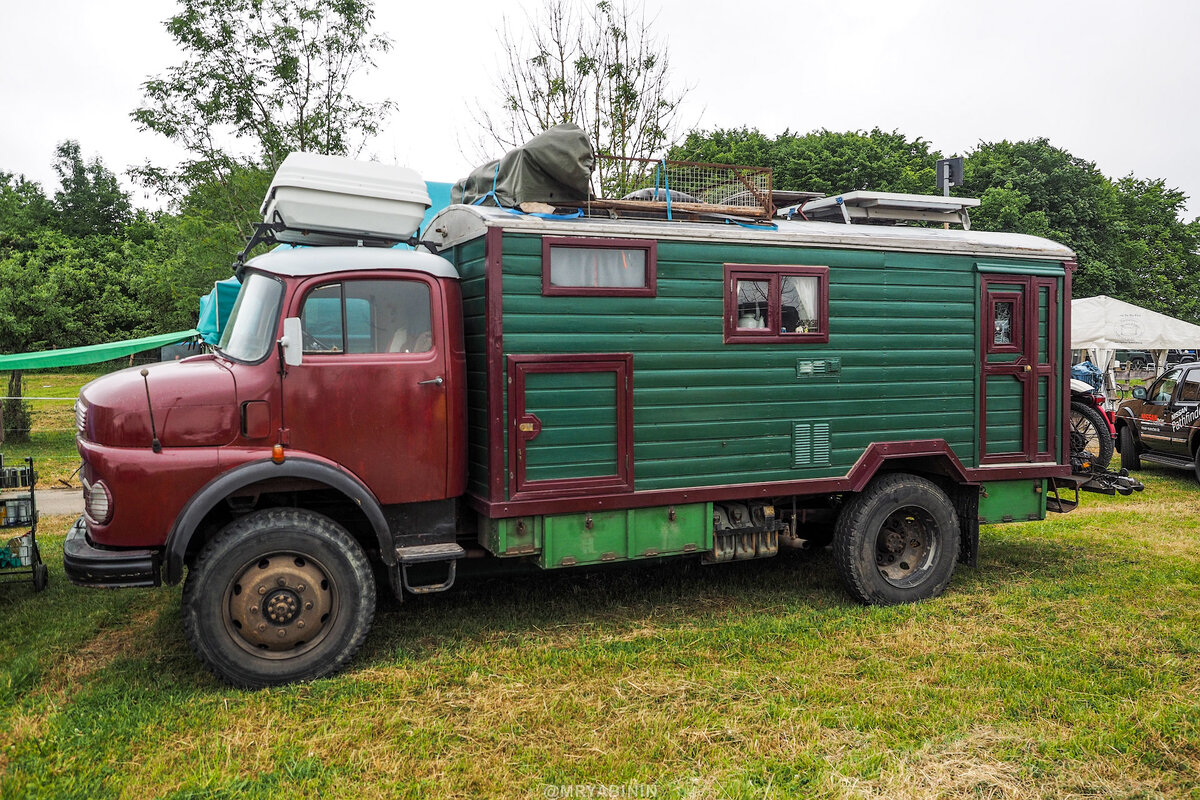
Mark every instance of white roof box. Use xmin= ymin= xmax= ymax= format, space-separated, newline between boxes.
xmin=261 ymin=152 xmax=431 ymax=245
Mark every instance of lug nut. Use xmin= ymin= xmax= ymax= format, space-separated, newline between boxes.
xmin=296 ymin=620 xmax=305 ymax=629
xmin=278 ymin=629 xmax=286 ymax=637
xmin=258 ymin=586 xmax=267 ymax=595
xmin=257 ymin=623 xmax=266 ymax=632
xmin=277 ymin=577 xmax=287 ymax=587
xmin=296 ymin=584 xmax=305 ymax=592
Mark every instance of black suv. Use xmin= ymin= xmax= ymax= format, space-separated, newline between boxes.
xmin=1166 ymin=349 xmax=1197 ymax=367
xmin=1116 ymin=350 xmax=1151 ymax=370
xmin=1115 ymin=364 xmax=1200 ymax=480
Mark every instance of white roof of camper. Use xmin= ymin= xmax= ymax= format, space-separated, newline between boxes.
xmin=427 ymin=204 xmax=1073 ymax=262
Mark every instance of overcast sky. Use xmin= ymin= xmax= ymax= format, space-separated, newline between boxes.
xmin=2 ymin=0 xmax=1197 ymax=218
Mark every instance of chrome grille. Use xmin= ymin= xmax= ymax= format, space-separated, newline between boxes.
xmin=75 ymin=399 xmax=87 ymax=437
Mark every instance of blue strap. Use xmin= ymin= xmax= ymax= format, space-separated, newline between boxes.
xmin=471 ymin=164 xmax=503 ymax=207
xmin=661 ymin=159 xmax=672 ymax=220
xmin=725 ymin=218 xmax=779 ymax=231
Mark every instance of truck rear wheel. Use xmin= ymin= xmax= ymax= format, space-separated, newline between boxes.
xmin=182 ymin=508 xmax=376 ymax=688
xmin=833 ymin=474 xmax=960 ymax=605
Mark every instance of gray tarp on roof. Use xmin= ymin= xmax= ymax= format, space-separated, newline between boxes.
xmin=453 ymin=124 xmax=594 ymax=208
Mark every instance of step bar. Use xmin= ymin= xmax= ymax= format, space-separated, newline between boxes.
xmin=393 ymin=542 xmax=465 ymax=595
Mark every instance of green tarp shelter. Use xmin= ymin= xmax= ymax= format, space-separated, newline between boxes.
xmin=0 ymin=329 xmax=199 ymax=371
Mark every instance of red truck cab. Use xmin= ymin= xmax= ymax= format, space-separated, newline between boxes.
xmin=65 ymin=245 xmax=466 ymax=685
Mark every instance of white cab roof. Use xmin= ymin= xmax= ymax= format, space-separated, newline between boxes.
xmin=246 ymin=245 xmax=459 ymax=279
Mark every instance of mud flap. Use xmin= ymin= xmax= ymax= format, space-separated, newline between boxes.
xmin=955 ymin=488 xmax=979 ymax=567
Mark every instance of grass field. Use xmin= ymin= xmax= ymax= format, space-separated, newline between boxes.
xmin=2 ymin=372 xmax=101 ymax=488
xmin=1 ymin=468 xmax=1197 ymax=798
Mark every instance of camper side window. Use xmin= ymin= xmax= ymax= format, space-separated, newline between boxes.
xmin=723 ymin=264 xmax=828 ymax=344
xmin=542 ymin=237 xmax=657 ymax=296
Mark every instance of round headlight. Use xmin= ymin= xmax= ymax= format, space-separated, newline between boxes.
xmin=84 ymin=479 xmax=113 ymax=525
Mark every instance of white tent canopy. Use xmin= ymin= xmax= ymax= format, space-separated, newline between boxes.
xmin=1071 ymin=295 xmax=1200 ymax=380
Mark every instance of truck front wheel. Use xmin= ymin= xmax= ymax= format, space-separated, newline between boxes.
xmin=833 ymin=474 xmax=960 ymax=605
xmin=182 ymin=508 xmax=376 ymax=688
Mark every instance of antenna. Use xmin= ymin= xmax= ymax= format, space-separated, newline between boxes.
xmin=140 ymin=369 xmax=162 ymax=453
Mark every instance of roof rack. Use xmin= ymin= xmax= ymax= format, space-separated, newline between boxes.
xmin=790 ymin=191 xmax=981 ymax=229
xmin=588 ymin=156 xmax=775 ymax=219
xmin=232 ymin=211 xmax=417 ymax=276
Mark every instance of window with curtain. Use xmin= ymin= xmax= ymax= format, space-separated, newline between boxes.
xmin=724 ymin=264 xmax=829 ymax=344
xmin=541 ymin=237 xmax=657 ymax=296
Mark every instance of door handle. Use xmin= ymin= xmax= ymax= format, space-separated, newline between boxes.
xmin=418 ymin=376 xmax=444 ymax=386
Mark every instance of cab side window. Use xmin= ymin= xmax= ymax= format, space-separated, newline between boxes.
xmin=299 ymin=279 xmax=433 ymax=354
xmin=1147 ymin=369 xmax=1183 ymax=404
xmin=1178 ymin=370 xmax=1200 ymax=404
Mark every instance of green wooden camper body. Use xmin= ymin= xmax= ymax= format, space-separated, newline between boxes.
xmin=427 ymin=206 xmax=1074 ymax=567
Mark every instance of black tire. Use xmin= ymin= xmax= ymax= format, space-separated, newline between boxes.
xmin=1193 ymin=447 xmax=1200 ymax=485
xmin=1070 ymin=401 xmax=1114 ymax=469
xmin=1131 ymin=358 xmax=1147 ymax=370
xmin=33 ymin=563 xmax=48 ymax=592
xmin=1119 ymin=425 xmax=1141 ymax=471
xmin=182 ymin=508 xmax=376 ymax=688
xmin=833 ymin=474 xmax=960 ymax=606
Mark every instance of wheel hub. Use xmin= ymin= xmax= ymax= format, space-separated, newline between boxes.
xmin=264 ymin=589 xmax=301 ymax=624
xmin=875 ymin=508 xmax=936 ymax=587
xmin=228 ymin=554 xmax=333 ymax=653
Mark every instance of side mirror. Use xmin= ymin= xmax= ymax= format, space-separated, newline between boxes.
xmin=1131 ymin=386 xmax=1147 ymax=400
xmin=280 ymin=317 xmax=304 ymax=367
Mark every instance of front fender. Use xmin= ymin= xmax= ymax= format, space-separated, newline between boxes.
xmin=163 ymin=457 xmax=392 ymax=584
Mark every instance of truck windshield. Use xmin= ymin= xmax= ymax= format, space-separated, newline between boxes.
xmin=217 ymin=273 xmax=284 ymax=362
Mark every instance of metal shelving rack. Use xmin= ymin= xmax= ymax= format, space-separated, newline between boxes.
xmin=1 ymin=455 xmax=47 ymax=592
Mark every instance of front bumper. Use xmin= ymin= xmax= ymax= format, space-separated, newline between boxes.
xmin=63 ymin=517 xmax=162 ymax=588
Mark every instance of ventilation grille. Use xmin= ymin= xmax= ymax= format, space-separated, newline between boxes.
xmin=796 ymin=358 xmax=841 ymax=377
xmin=793 ymin=422 xmax=832 ymax=468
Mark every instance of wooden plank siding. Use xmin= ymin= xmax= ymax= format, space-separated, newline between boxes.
xmin=451 ymin=237 xmax=490 ymax=499
xmin=452 ymin=228 xmax=1065 ymax=504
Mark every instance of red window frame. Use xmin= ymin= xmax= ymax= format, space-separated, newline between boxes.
xmin=541 ymin=236 xmax=657 ymax=297
xmin=986 ymin=291 xmax=1024 ymax=355
xmin=723 ymin=264 xmax=829 ymax=344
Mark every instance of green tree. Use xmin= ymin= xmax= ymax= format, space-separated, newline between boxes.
xmin=132 ymin=0 xmax=394 ymax=228
xmin=0 ymin=175 xmax=54 ymax=441
xmin=961 ymin=138 xmax=1121 ymax=292
xmin=139 ymin=165 xmax=273 ymax=331
xmin=670 ymin=127 xmax=941 ymax=195
xmin=476 ymin=0 xmax=688 ymax=195
xmin=1106 ymin=176 xmax=1200 ymax=322
xmin=50 ymin=140 xmax=134 ymax=238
